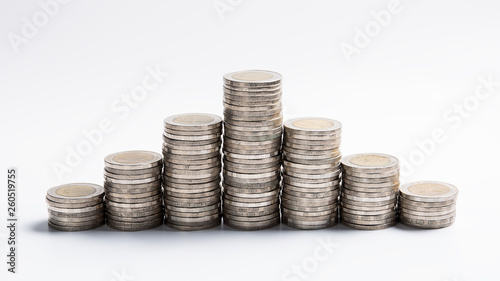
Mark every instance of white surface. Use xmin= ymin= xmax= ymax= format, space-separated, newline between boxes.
xmin=1 ymin=0 xmax=499 ymax=280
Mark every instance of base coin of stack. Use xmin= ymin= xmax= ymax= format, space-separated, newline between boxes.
xmin=281 ymin=117 xmax=342 ymax=230
xmin=104 ymin=150 xmax=163 ymax=231
xmin=340 ymin=153 xmax=400 ymax=230
xmin=398 ymin=181 xmax=458 ymax=229
xmin=162 ymin=113 xmax=223 ymax=231
xmin=46 ymin=183 xmax=105 ymax=231
xmin=222 ymin=70 xmax=283 ymax=230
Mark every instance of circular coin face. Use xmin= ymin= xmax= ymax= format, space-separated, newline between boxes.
xmin=105 ymin=151 xmax=162 ymax=169
xmin=47 ymin=183 xmax=104 ymax=200
xmin=164 ymin=113 xmax=222 ymax=129
xmin=284 ymin=117 xmax=342 ymax=133
xmin=224 ymin=70 xmax=282 ymax=87
xmin=399 ymin=181 xmax=458 ymax=202
xmin=341 ymin=153 xmax=399 ymax=172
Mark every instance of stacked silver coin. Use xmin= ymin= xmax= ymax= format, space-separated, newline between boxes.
xmin=222 ymin=70 xmax=283 ymax=230
xmin=104 ymin=150 xmax=163 ymax=231
xmin=162 ymin=113 xmax=223 ymax=231
xmin=399 ymin=181 xmax=458 ymax=229
xmin=281 ymin=117 xmax=342 ymax=230
xmin=46 ymin=183 xmax=105 ymax=231
xmin=340 ymin=153 xmax=400 ymax=230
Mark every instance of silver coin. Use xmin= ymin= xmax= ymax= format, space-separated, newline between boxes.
xmin=283 ymin=149 xmax=341 ymax=162
xmin=106 ymin=193 xmax=162 ymax=204
xmin=224 ymin=135 xmax=281 ymax=146
xmin=48 ymin=213 xmax=104 ymax=223
xmin=223 ymin=82 xmax=282 ymax=92
xmin=342 ymin=188 xmax=396 ymax=198
xmin=341 ymin=205 xmax=395 ymax=216
xmin=165 ymin=187 xmax=220 ymax=198
xmin=341 ymin=153 xmax=399 ymax=173
xmin=165 ymin=202 xmax=221 ymax=213
xmin=107 ymin=217 xmax=162 ymax=231
xmin=282 ymin=207 xmax=337 ymax=217
xmin=281 ymin=194 xmax=337 ymax=206
xmin=46 ymin=197 xmax=103 ymax=209
xmin=224 ymin=197 xmax=279 ymax=208
xmin=223 ymin=215 xmax=280 ymax=231
xmin=224 ymin=169 xmax=279 ymax=180
xmin=104 ymin=182 xmax=161 ymax=194
xmin=48 ymin=220 xmax=104 ymax=231
xmin=163 ymin=179 xmax=220 ymax=190
xmin=164 ymin=154 xmax=221 ymax=165
xmin=340 ymin=210 xmax=396 ymax=221
xmin=222 ymin=182 xmax=279 ymax=194
xmin=339 ymin=195 xmax=396 ymax=207
xmin=398 ymin=215 xmax=456 ymax=229
xmin=105 ymin=198 xmax=162 ymax=208
xmin=224 ymin=115 xmax=282 ymax=128
xmin=104 ymin=150 xmax=162 ymax=170
xmin=165 ymin=196 xmax=220 ymax=208
xmin=223 ymin=111 xmax=283 ymax=122
xmin=283 ymin=141 xmax=340 ymax=151
xmin=165 ymin=174 xmax=220 ymax=184
xmin=222 ymin=177 xmax=280 ymax=189
xmin=341 ymin=192 xmax=397 ymax=202
xmin=284 ymin=117 xmax=342 ymax=135
xmin=223 ymin=101 xmax=282 ymax=112
xmin=283 ymin=134 xmax=341 ymax=146
xmin=283 ymin=173 xmax=338 ymax=184
xmin=107 ymin=206 xmax=163 ymax=217
xmin=223 ymin=204 xmax=279 ymax=217
xmin=399 ymin=181 xmax=458 ymax=202
xmin=164 ymin=161 xmax=221 ymax=172
xmin=47 ymin=203 xmax=104 ymax=213
xmin=283 ymin=177 xmax=340 ymax=189
xmin=103 ymin=169 xmax=161 ymax=180
xmin=223 ymin=146 xmax=280 ymax=156
xmin=342 ymin=168 xmax=400 ymax=178
xmin=283 ymin=218 xmax=337 ymax=230
xmin=340 ymin=214 xmax=396 ymax=226
xmin=164 ymin=167 xmax=221 ymax=179
xmin=223 ymin=105 xmax=282 ymax=116
xmin=223 ymin=154 xmax=281 ymax=165
xmin=342 ymin=178 xmax=400 ymax=188
xmin=342 ymin=182 xmax=399 ymax=193
xmin=162 ymin=135 xmax=221 ymax=146
xmin=283 ymin=184 xmax=339 ymax=195
xmin=166 ymin=212 xmax=220 ymax=224
xmin=166 ymin=220 xmax=221 ymax=231
xmin=283 ymin=167 xmax=340 ymax=178
xmin=46 ymin=183 xmax=104 ymax=204
xmin=107 ymin=212 xmax=163 ymax=222
xmin=398 ymin=195 xmax=456 ymax=208
xmin=223 ymin=193 xmax=277 ymax=204
xmin=223 ymin=70 xmax=282 ymax=87
xmin=224 ymin=129 xmax=282 ymax=141
xmin=49 ymin=216 xmax=105 ymax=227
xmin=398 ymin=206 xmax=456 ymax=217
xmin=283 ymin=161 xmax=339 ymax=170
xmin=224 ymin=162 xmax=280 ymax=174
xmin=105 ymin=165 xmax=162 ymax=176
xmin=163 ymin=131 xmax=221 ymax=141
xmin=282 ymin=189 xmax=338 ymax=199
xmin=223 ymin=212 xmax=278 ymax=222
xmin=340 ymin=200 xmax=397 ymax=212
xmin=224 ymin=188 xmax=278 ymax=198
xmin=104 ymin=173 xmax=161 ymax=185
xmin=104 ymin=189 xmax=161 ymax=199
xmin=223 ymin=95 xmax=281 ymax=106
xmin=163 ymin=126 xmax=221 ymax=137
xmin=48 ymin=208 xmax=104 ymax=218
xmin=162 ymin=140 xmax=221 ymax=150
xmin=163 ymin=146 xmax=221 ymax=156
xmin=163 ymin=113 xmax=222 ymax=131
xmin=398 ymin=210 xmax=456 ymax=221
xmin=281 ymin=201 xmax=335 ymax=213
xmin=223 ymin=87 xmax=282 ymax=97
xmin=223 ymin=174 xmax=280 ymax=186
xmin=282 ymin=146 xmax=341 ymax=157
xmin=165 ymin=206 xmax=220 ymax=217
xmin=165 ymin=217 xmax=221 ymax=228
xmin=342 ymin=174 xmax=399 ymax=184
xmin=284 ymin=131 xmax=342 ymax=141
xmin=398 ymin=201 xmax=456 ymax=212
xmin=340 ymin=219 xmax=396 ymax=230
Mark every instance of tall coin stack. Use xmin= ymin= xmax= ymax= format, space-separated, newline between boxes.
xmin=340 ymin=153 xmax=400 ymax=230
xmin=222 ymin=70 xmax=283 ymax=230
xmin=104 ymin=151 xmax=163 ymax=231
xmin=281 ymin=118 xmax=342 ymax=230
xmin=162 ymin=113 xmax=223 ymax=231
xmin=398 ymin=181 xmax=458 ymax=229
xmin=46 ymin=183 xmax=105 ymax=231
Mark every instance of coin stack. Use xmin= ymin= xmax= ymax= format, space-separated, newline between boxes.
xmin=162 ymin=113 xmax=223 ymax=231
xmin=398 ymin=181 xmax=458 ymax=229
xmin=104 ymin=151 xmax=163 ymax=231
xmin=46 ymin=183 xmax=105 ymax=231
xmin=281 ymin=117 xmax=342 ymax=230
xmin=340 ymin=153 xmax=400 ymax=230
xmin=222 ymin=70 xmax=283 ymax=230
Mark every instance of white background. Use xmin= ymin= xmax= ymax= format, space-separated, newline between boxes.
xmin=1 ymin=0 xmax=499 ymax=280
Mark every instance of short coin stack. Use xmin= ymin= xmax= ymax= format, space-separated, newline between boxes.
xmin=281 ymin=117 xmax=342 ymax=230
xmin=222 ymin=70 xmax=283 ymax=230
xmin=340 ymin=153 xmax=399 ymax=230
xmin=398 ymin=181 xmax=458 ymax=229
xmin=104 ymin=151 xmax=163 ymax=231
xmin=162 ymin=113 xmax=223 ymax=231
xmin=46 ymin=183 xmax=105 ymax=231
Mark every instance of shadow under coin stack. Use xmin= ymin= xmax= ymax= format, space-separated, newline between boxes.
xmin=340 ymin=153 xmax=400 ymax=230
xmin=281 ymin=118 xmax=342 ymax=230
xmin=222 ymin=70 xmax=283 ymax=230
xmin=46 ymin=183 xmax=105 ymax=231
xmin=162 ymin=113 xmax=223 ymax=231
xmin=104 ymin=151 xmax=163 ymax=231
xmin=398 ymin=181 xmax=458 ymax=229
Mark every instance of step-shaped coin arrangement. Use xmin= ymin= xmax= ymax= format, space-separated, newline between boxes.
xmin=398 ymin=181 xmax=458 ymax=229
xmin=222 ymin=70 xmax=283 ymax=230
xmin=281 ymin=117 xmax=342 ymax=230
xmin=104 ymin=150 xmax=163 ymax=231
xmin=46 ymin=183 xmax=105 ymax=231
xmin=340 ymin=153 xmax=400 ymax=230
xmin=162 ymin=113 xmax=223 ymax=231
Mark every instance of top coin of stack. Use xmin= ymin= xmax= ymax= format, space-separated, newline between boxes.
xmin=398 ymin=181 xmax=458 ymax=229
xmin=104 ymin=150 xmax=163 ymax=231
xmin=340 ymin=153 xmax=400 ymax=230
xmin=222 ymin=70 xmax=283 ymax=231
xmin=281 ymin=117 xmax=342 ymax=230
xmin=162 ymin=113 xmax=223 ymax=231
xmin=46 ymin=183 xmax=105 ymax=231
